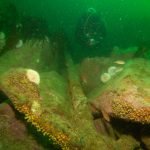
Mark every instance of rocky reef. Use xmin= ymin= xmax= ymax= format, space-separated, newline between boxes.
xmin=0 ymin=46 xmax=149 ymax=150
xmin=0 ymin=2 xmax=149 ymax=149
xmin=0 ymin=38 xmax=149 ymax=150
xmin=0 ymin=66 xmax=140 ymax=150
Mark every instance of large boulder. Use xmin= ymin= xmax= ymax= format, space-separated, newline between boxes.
xmin=90 ymin=58 xmax=150 ymax=124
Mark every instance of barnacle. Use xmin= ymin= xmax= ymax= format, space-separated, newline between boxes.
xmin=26 ymin=69 xmax=40 ymax=85
xmin=112 ymin=99 xmax=150 ymax=124
xmin=100 ymin=72 xmax=111 ymax=83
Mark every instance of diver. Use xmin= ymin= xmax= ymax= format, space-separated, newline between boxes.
xmin=75 ymin=8 xmax=106 ymax=49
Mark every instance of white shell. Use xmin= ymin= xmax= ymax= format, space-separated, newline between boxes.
xmin=114 ymin=60 xmax=125 ymax=65
xmin=108 ymin=66 xmax=117 ymax=76
xmin=16 ymin=39 xmax=23 ymax=48
xmin=26 ymin=69 xmax=40 ymax=85
xmin=100 ymin=73 xmax=111 ymax=83
xmin=115 ymin=67 xmax=123 ymax=73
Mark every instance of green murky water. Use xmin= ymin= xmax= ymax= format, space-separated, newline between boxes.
xmin=0 ymin=1 xmax=150 ymax=150
xmin=1 ymin=0 xmax=150 ymax=61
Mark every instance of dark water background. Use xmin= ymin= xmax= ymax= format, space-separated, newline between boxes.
xmin=2 ymin=0 xmax=150 ymax=61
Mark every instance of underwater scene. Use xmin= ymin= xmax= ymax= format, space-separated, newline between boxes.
xmin=0 ymin=0 xmax=150 ymax=149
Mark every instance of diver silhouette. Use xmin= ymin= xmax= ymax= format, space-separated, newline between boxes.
xmin=75 ymin=8 xmax=106 ymax=49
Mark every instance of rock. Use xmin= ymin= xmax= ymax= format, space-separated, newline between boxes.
xmin=90 ymin=58 xmax=150 ymax=124
xmin=0 ymin=103 xmax=45 ymax=150
xmin=79 ymin=57 xmax=112 ymax=94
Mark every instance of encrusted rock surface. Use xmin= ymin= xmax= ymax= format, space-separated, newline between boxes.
xmin=90 ymin=58 xmax=150 ymax=124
